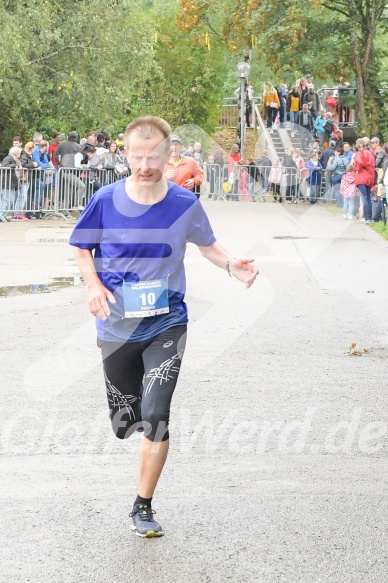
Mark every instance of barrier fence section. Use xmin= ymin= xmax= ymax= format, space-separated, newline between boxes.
xmin=201 ymin=163 xmax=338 ymax=204
xmin=1 ymin=164 xmax=358 ymax=220
xmin=217 ymin=97 xmax=259 ymax=129
xmin=0 ymin=167 xmax=57 ymax=222
xmin=0 ymin=167 xmax=129 ymax=222
xmin=55 ymin=167 xmax=126 ymax=217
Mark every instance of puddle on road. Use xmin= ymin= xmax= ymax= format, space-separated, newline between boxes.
xmin=0 ymin=276 xmax=83 ymax=298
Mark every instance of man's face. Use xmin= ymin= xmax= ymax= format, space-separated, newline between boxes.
xmin=343 ymin=143 xmax=350 ymax=153
xmin=126 ymin=131 xmax=170 ymax=186
xmin=13 ymin=140 xmax=22 ymax=148
xmin=54 ymin=135 xmax=61 ymax=145
xmin=194 ymin=142 xmax=201 ymax=152
xmin=303 ymin=106 xmax=308 ymax=112
xmin=171 ymin=140 xmax=182 ymax=156
xmin=371 ymin=142 xmax=378 ymax=150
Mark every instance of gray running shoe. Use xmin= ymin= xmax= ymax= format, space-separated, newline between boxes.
xmin=130 ymin=505 xmax=164 ymax=538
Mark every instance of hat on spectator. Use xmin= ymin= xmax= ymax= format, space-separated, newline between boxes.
xmin=305 ymin=74 xmax=313 ymax=79
xmin=371 ymin=137 xmax=380 ymax=143
xmin=171 ymin=135 xmax=182 ymax=143
xmin=68 ymin=131 xmax=78 ymax=141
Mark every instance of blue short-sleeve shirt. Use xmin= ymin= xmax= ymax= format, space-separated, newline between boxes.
xmin=69 ymin=179 xmax=216 ymax=342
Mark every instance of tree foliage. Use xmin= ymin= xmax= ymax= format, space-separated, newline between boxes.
xmin=178 ymin=0 xmax=388 ymax=135
xmin=0 ymin=0 xmax=227 ymax=147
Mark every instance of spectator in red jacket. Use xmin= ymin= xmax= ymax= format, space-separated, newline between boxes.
xmin=354 ymin=138 xmax=376 ymax=223
xmin=227 ymin=144 xmax=242 ymax=201
xmin=48 ymin=133 xmax=62 ymax=168
xmin=163 ymin=135 xmax=203 ymax=197
xmin=228 ymin=143 xmax=242 ymax=166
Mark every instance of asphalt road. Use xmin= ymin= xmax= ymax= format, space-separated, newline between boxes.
xmin=1 ymin=200 xmax=388 ymax=583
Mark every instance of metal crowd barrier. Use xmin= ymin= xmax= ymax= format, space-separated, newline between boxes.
xmin=200 ymin=163 xmax=342 ymax=205
xmin=0 ymin=167 xmax=57 ymax=222
xmin=217 ymin=98 xmax=259 ymax=129
xmin=0 ymin=166 xmax=128 ymax=222
xmin=55 ymin=167 xmax=125 ymax=218
xmin=0 ymin=163 xmax=345 ymax=222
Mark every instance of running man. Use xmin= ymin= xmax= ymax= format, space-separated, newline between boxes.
xmin=69 ymin=116 xmax=259 ymax=538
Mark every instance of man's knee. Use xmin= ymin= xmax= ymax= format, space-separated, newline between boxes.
xmin=142 ymin=414 xmax=170 ymax=442
xmin=110 ymin=407 xmax=142 ymax=440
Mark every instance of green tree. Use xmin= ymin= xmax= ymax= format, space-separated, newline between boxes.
xmin=178 ymin=0 xmax=388 ymax=135
xmin=0 ymin=0 xmax=229 ymax=148
xmin=0 ymin=0 xmax=155 ymax=145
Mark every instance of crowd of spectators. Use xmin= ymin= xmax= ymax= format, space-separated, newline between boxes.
xmin=1 ymin=124 xmax=387 ymax=225
xmin=261 ymin=75 xmax=355 ymax=141
xmin=221 ymin=136 xmax=387 ymax=223
xmin=0 ymin=131 xmax=130 ymax=221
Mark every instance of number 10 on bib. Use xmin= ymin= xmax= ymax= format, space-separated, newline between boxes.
xmin=123 ymin=278 xmax=170 ymax=318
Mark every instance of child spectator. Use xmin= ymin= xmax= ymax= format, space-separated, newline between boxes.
xmin=239 ymin=166 xmax=249 ymax=202
xmin=205 ymin=155 xmax=218 ymax=199
xmin=340 ymin=163 xmax=358 ymax=219
xmin=269 ymin=159 xmax=283 ymax=203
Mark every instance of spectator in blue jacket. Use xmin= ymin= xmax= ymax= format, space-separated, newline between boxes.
xmin=32 ymin=140 xmax=50 ymax=169
xmin=306 ymin=152 xmax=322 ymax=204
xmin=342 ymin=142 xmax=353 ymax=165
xmin=314 ymin=108 xmax=327 ymax=147
xmin=30 ymin=140 xmax=50 ymax=217
xmin=327 ymin=147 xmax=348 ymax=207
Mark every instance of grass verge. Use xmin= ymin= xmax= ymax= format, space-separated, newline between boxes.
xmin=370 ymin=221 xmax=388 ymax=240
xmin=324 ymin=203 xmax=388 ymax=239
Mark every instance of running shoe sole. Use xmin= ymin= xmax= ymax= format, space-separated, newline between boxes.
xmin=131 ymin=525 xmax=164 ymax=538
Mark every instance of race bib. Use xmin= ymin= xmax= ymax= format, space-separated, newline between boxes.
xmin=123 ymin=278 xmax=169 ymax=318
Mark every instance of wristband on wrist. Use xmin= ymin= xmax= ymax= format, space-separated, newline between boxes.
xmin=226 ymin=258 xmax=233 ymax=277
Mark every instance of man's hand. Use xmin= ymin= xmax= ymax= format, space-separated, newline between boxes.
xmin=183 ymin=178 xmax=195 ymax=189
xmin=165 ymin=169 xmax=177 ymax=180
xmin=88 ymin=284 xmax=116 ymax=320
xmin=230 ymin=258 xmax=259 ymax=288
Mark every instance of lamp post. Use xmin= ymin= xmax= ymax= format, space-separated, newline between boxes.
xmin=236 ymin=61 xmax=251 ymax=159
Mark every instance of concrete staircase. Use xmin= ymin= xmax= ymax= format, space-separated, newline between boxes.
xmin=271 ymin=126 xmax=303 ymax=159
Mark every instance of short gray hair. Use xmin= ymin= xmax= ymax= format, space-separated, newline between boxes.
xmin=9 ymin=146 xmax=22 ymax=157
